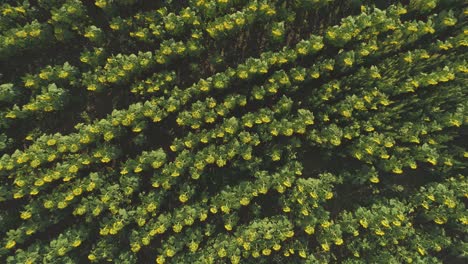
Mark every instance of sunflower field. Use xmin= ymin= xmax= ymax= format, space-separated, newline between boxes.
xmin=0 ymin=0 xmax=467 ymax=263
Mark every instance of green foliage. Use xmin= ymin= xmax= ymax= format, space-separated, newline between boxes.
xmin=0 ymin=0 xmax=467 ymax=263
